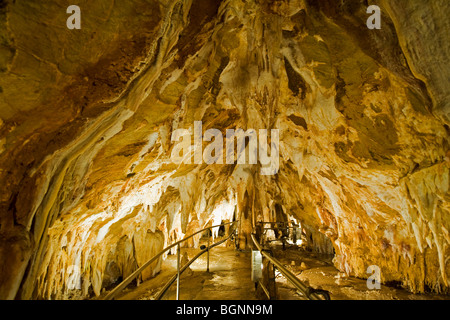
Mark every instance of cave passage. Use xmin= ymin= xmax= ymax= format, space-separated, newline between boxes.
xmin=0 ymin=0 xmax=449 ymax=301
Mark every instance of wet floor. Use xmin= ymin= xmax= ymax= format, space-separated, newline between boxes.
xmin=105 ymin=240 xmax=450 ymax=300
xmin=271 ymin=243 xmax=450 ymax=300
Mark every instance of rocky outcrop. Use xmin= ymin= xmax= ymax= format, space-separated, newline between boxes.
xmin=0 ymin=0 xmax=448 ymax=299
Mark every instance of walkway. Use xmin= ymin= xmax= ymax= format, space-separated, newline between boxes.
xmin=106 ymin=242 xmax=450 ymax=301
xmin=116 ymin=244 xmax=257 ymax=300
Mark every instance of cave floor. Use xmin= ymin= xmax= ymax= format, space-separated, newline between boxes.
xmin=270 ymin=243 xmax=450 ymax=300
xmin=105 ymin=241 xmax=450 ymax=301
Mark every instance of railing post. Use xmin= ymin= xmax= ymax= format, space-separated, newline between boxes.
xmin=206 ymin=236 xmax=210 ymax=272
xmin=176 ymin=243 xmax=180 ymax=300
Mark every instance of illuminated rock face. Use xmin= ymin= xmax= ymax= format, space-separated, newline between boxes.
xmin=0 ymin=0 xmax=448 ymax=299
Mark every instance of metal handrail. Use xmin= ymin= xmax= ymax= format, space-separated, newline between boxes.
xmin=155 ymin=223 xmax=238 ymax=300
xmin=251 ymin=233 xmax=329 ymax=300
xmin=103 ymin=220 xmax=238 ymax=300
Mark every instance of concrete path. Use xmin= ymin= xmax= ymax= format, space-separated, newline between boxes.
xmin=116 ymin=244 xmax=258 ymax=300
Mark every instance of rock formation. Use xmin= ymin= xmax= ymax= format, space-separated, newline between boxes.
xmin=0 ymin=0 xmax=448 ymax=299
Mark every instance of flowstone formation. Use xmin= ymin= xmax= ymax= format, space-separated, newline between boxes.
xmin=0 ymin=0 xmax=448 ymax=299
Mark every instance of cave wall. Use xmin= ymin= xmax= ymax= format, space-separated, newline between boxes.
xmin=0 ymin=0 xmax=448 ymax=299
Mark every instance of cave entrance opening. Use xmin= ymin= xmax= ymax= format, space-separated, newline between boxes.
xmin=255 ymin=202 xmax=335 ymax=261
